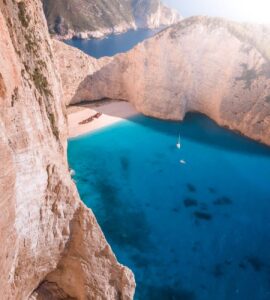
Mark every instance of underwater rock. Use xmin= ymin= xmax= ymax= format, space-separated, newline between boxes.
xmin=213 ymin=196 xmax=233 ymax=205
xmin=193 ymin=211 xmax=213 ymax=221
xmin=212 ymin=264 xmax=224 ymax=278
xmin=247 ymin=256 xmax=264 ymax=272
xmin=208 ymin=187 xmax=217 ymax=194
xmin=184 ymin=198 xmax=198 ymax=207
xmin=239 ymin=262 xmax=247 ymax=270
xmin=120 ymin=156 xmax=129 ymax=172
xmin=187 ymin=183 xmax=197 ymax=193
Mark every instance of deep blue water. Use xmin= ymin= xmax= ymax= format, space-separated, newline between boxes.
xmin=68 ymin=113 xmax=270 ymax=300
xmin=64 ymin=28 xmax=160 ymax=58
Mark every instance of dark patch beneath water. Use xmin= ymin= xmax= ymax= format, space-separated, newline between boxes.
xmin=239 ymin=262 xmax=247 ymax=270
xmin=225 ymin=259 xmax=233 ymax=266
xmin=77 ymin=176 xmax=89 ymax=184
xmin=120 ymin=156 xmax=130 ymax=175
xmin=187 ymin=183 xmax=197 ymax=193
xmin=184 ymin=198 xmax=198 ymax=207
xmin=208 ymin=187 xmax=217 ymax=194
xmin=193 ymin=211 xmax=212 ymax=221
xmin=212 ymin=264 xmax=225 ymax=278
xmin=191 ymin=241 xmax=201 ymax=253
xmin=246 ymin=256 xmax=265 ymax=272
xmin=213 ymin=196 xmax=233 ymax=205
xmin=172 ymin=207 xmax=181 ymax=213
xmin=141 ymin=285 xmax=196 ymax=300
xmin=93 ymin=177 xmax=152 ymax=251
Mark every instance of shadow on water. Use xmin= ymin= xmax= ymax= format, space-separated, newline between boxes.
xmin=92 ymin=175 xmax=153 ymax=252
xmin=127 ymin=113 xmax=270 ymax=157
xmin=120 ymin=155 xmax=130 ymax=178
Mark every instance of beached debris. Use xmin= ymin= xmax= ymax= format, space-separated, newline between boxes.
xmin=79 ymin=112 xmax=102 ymax=125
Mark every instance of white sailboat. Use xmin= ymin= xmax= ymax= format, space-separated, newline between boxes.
xmin=176 ymin=132 xmax=187 ymax=164
xmin=176 ymin=133 xmax=181 ymax=149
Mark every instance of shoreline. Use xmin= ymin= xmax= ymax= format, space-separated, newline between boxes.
xmin=51 ymin=26 xmax=166 ymax=42
xmin=52 ymin=27 xmax=133 ymax=41
xmin=67 ymin=100 xmax=139 ymax=138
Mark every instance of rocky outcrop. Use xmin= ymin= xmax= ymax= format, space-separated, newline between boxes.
xmin=0 ymin=0 xmax=135 ymax=299
xmin=57 ymin=17 xmax=270 ymax=145
xmin=42 ymin=0 xmax=181 ymax=40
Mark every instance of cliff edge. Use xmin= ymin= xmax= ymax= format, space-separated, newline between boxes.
xmin=0 ymin=0 xmax=135 ymax=299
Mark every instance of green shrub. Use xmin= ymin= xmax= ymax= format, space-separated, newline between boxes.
xmin=48 ymin=113 xmax=59 ymax=139
xmin=32 ymin=68 xmax=52 ymax=97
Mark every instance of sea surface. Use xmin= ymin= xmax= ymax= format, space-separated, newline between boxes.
xmin=64 ymin=28 xmax=160 ymax=58
xmin=68 ymin=114 xmax=270 ymax=300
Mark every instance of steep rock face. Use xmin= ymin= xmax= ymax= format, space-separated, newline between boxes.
xmin=0 ymin=1 xmax=135 ymax=299
xmin=57 ymin=17 xmax=270 ymax=145
xmin=132 ymin=0 xmax=180 ymax=29
xmin=42 ymin=0 xmax=181 ymax=39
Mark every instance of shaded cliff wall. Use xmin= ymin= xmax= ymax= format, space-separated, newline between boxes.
xmin=0 ymin=1 xmax=135 ymax=299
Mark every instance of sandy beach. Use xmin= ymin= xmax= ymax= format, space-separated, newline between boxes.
xmin=67 ymin=100 xmax=139 ymax=138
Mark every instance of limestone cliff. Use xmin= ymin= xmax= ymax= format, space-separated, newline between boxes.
xmin=0 ymin=1 xmax=135 ymax=299
xmin=42 ymin=0 xmax=181 ymax=39
xmin=56 ymin=17 xmax=270 ymax=145
xmin=132 ymin=0 xmax=180 ymax=29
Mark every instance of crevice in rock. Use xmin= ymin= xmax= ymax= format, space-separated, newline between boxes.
xmin=0 ymin=72 xmax=6 ymax=98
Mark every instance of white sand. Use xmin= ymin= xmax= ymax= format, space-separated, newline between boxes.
xmin=68 ymin=101 xmax=139 ymax=138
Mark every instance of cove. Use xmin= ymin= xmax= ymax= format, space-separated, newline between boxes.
xmin=64 ymin=28 xmax=160 ymax=58
xmin=68 ymin=113 xmax=270 ymax=300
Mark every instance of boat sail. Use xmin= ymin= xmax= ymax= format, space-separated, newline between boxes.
xmin=176 ymin=133 xmax=181 ymax=149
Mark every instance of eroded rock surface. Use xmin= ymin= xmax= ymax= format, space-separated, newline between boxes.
xmin=0 ymin=1 xmax=135 ymax=299
xmin=57 ymin=17 xmax=270 ymax=145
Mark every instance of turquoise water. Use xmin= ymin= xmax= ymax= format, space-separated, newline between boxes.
xmin=64 ymin=28 xmax=160 ymax=58
xmin=68 ymin=113 xmax=270 ymax=300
